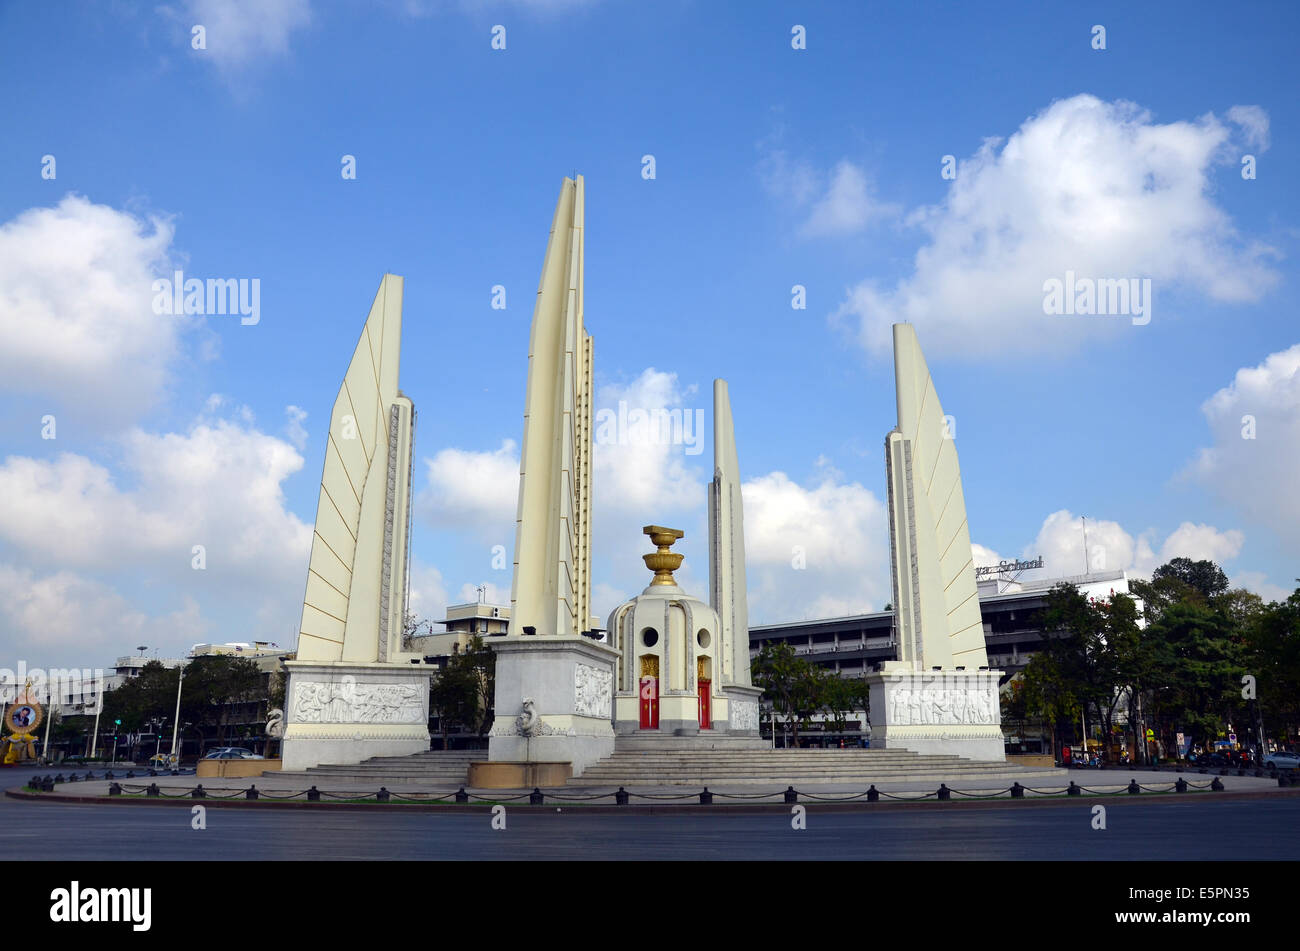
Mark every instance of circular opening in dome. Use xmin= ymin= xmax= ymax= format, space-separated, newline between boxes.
xmin=697 ymin=629 xmax=710 ymax=649
xmin=641 ymin=628 xmax=659 ymax=648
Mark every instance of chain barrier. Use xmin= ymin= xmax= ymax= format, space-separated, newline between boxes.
xmin=43 ymin=775 xmax=1234 ymax=805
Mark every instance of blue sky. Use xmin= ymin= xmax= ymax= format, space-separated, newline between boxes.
xmin=1 ymin=0 xmax=1297 ymax=668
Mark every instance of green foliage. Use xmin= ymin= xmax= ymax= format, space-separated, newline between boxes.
xmin=751 ymin=642 xmax=867 ymax=745
xmin=429 ymin=635 xmax=496 ymax=741
xmin=180 ymin=655 xmax=264 ymax=744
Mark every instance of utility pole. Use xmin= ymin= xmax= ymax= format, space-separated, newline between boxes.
xmin=41 ymin=680 xmax=55 ymax=764
xmin=168 ymin=662 xmax=185 ymax=766
xmin=90 ymin=677 xmax=103 ymax=759
xmin=1081 ymin=516 xmax=1091 ymax=576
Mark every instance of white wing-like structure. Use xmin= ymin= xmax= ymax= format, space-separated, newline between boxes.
xmin=296 ymin=273 xmax=415 ymax=664
xmin=708 ymin=379 xmax=751 ymax=687
xmin=508 ymin=176 xmax=593 ymax=637
xmin=885 ymin=323 xmax=987 ymax=670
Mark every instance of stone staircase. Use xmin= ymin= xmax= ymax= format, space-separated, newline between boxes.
xmin=565 ymin=748 xmax=1069 ymax=787
xmin=272 ymin=749 xmax=481 ymax=785
xmin=270 ymin=747 xmax=1068 ymax=790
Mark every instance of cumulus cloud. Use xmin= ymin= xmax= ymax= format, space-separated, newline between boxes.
xmin=0 ymin=565 xmax=208 ymax=656
xmin=762 ymin=153 xmax=898 ymax=238
xmin=284 ymin=405 xmax=308 ymax=449
xmin=1186 ymin=343 xmax=1300 ymax=551
xmin=180 ymin=0 xmax=312 ymax=70
xmin=0 ymin=195 xmax=178 ymax=424
xmin=835 ymin=95 xmax=1280 ymax=358
xmin=420 ymin=439 xmax=520 ymax=542
xmin=742 ymin=471 xmax=889 ymax=622
xmin=984 ymin=509 xmax=1284 ymax=600
xmin=0 ymin=413 xmax=313 ymax=662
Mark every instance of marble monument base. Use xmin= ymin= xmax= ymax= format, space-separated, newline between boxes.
xmin=866 ymin=663 xmax=1006 ymax=762
xmin=280 ymin=661 xmax=432 ymax=772
xmin=486 ymin=636 xmax=618 ymax=777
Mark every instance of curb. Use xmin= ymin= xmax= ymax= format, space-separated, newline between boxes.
xmin=9 ymin=784 xmax=1298 ymax=816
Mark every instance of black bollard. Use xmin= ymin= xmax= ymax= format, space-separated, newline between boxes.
xmin=1175 ymin=778 xmax=1188 ymax=793
xmin=307 ymin=786 xmax=321 ymax=802
xmin=1010 ymin=782 xmax=1024 ymax=799
xmin=54 ymin=773 xmax=65 ymax=784
xmin=699 ymin=787 xmax=713 ymax=805
xmin=1127 ymin=779 xmax=1141 ymax=794
xmin=866 ymin=784 xmax=879 ymax=802
xmin=529 ymin=787 xmax=544 ymax=805
xmin=1067 ymin=782 xmax=1081 ymax=796
xmin=615 ymin=786 xmax=629 ymax=805
xmin=376 ymin=787 xmax=390 ymax=802
xmin=453 ymin=787 xmax=467 ymax=804
xmin=783 ymin=786 xmax=798 ymax=804
xmin=108 ymin=782 xmax=122 ymax=796
xmin=148 ymin=769 xmax=157 ymax=777
xmin=66 ymin=773 xmax=78 ymax=783
xmin=937 ymin=784 xmax=951 ymax=801
xmin=104 ymin=770 xmax=114 ymax=780
xmin=246 ymin=785 xmax=259 ymax=800
xmin=192 ymin=785 xmax=206 ymax=799
xmin=146 ymin=783 xmax=160 ymax=798
xmin=1211 ymin=777 xmax=1225 ymax=791
xmin=125 ymin=771 xmax=135 ymax=779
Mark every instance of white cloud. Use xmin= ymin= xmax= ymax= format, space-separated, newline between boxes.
xmin=406 ymin=559 xmax=449 ymax=629
xmin=0 ymin=195 xmax=177 ymax=424
xmin=1226 ymin=104 xmax=1270 ymax=150
xmin=998 ymin=509 xmax=1285 ymax=601
xmin=284 ymin=405 xmax=308 ymax=449
xmin=1230 ymin=571 xmax=1291 ymax=604
xmin=1187 ymin=343 xmax=1300 ymax=551
xmin=762 ymin=153 xmax=898 ymax=238
xmin=456 ymin=581 xmax=509 ymax=605
xmin=420 ymin=439 xmax=520 ymax=542
xmin=0 ymin=564 xmax=208 ymax=656
xmin=802 ymin=161 xmax=900 ymax=237
xmin=0 ymin=413 xmax=313 ymax=663
xmin=1158 ymin=522 xmax=1244 ymax=565
xmin=181 ymin=0 xmax=312 ymax=70
xmin=742 ymin=471 xmax=889 ymax=622
xmin=835 ymin=95 xmax=1280 ymax=358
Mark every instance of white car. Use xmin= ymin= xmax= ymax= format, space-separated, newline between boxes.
xmin=1264 ymin=751 xmax=1300 ymax=769
xmin=203 ymin=747 xmax=264 ymax=760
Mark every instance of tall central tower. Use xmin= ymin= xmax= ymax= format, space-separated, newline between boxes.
xmin=477 ymin=176 xmax=618 ymax=787
xmin=509 ymin=175 xmax=594 ymax=638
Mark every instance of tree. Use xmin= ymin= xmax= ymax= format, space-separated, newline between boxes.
xmin=428 ymin=635 xmax=497 ymax=745
xmin=101 ymin=661 xmax=178 ymax=733
xmin=1245 ymin=584 xmax=1300 ymax=745
xmin=751 ymin=642 xmax=828 ymax=747
xmin=1153 ymin=557 xmax=1230 ymax=600
xmin=180 ymin=656 xmax=263 ymax=748
xmin=429 ymin=662 xmax=478 ymax=747
xmin=1145 ymin=601 xmax=1247 ymax=751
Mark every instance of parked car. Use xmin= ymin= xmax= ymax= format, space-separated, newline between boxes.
xmin=202 ymin=747 xmax=263 ymax=760
xmin=1264 ymin=751 xmax=1300 ymax=770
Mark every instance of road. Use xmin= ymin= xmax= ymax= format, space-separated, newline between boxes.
xmin=4 ymin=769 xmax=1299 ymax=860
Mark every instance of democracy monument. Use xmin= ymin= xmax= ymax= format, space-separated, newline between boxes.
xmin=280 ymin=174 xmax=1007 ymax=779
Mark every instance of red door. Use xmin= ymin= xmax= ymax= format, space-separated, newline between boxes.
xmin=639 ymin=676 xmax=659 ymax=729
xmin=698 ymin=679 xmax=712 ymax=729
